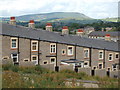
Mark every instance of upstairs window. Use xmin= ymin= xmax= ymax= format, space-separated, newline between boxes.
xmin=31 ymin=41 xmax=38 ymax=51
xmin=84 ymin=49 xmax=89 ymax=58
xmin=108 ymin=53 xmax=113 ymax=61
xmin=50 ymin=43 xmax=56 ymax=53
xmin=11 ymin=38 xmax=18 ymax=49
xmin=62 ymin=49 xmax=66 ymax=55
xmin=67 ymin=46 xmax=74 ymax=55
xmin=115 ymin=53 xmax=119 ymax=59
xmin=99 ymin=50 xmax=104 ymax=59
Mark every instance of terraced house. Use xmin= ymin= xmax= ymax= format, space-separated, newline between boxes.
xmin=0 ymin=17 xmax=120 ymax=78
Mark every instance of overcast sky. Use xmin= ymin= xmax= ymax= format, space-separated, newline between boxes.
xmin=0 ymin=0 xmax=119 ymax=19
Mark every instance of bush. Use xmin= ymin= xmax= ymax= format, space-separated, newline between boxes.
xmin=10 ymin=65 xmax=19 ymax=72
xmin=2 ymin=64 xmax=13 ymax=71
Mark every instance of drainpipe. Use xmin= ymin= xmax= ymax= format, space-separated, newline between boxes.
xmin=55 ymin=42 xmax=58 ymax=71
xmin=18 ymin=36 xmax=20 ymax=64
xmin=30 ymin=39 xmax=31 ymax=61
xmin=74 ymin=44 xmax=77 ymax=60
xmin=89 ymin=47 xmax=92 ymax=67
xmin=103 ymin=48 xmax=106 ymax=68
xmin=38 ymin=38 xmax=40 ymax=65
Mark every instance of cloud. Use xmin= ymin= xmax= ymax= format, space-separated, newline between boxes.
xmin=0 ymin=0 xmax=119 ymax=18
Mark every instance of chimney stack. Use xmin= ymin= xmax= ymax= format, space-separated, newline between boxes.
xmin=9 ymin=17 xmax=16 ymax=25
xmin=46 ymin=23 xmax=53 ymax=32
xmin=105 ymin=34 xmax=111 ymax=41
xmin=28 ymin=20 xmax=35 ymax=28
xmin=62 ymin=26 xmax=69 ymax=35
xmin=76 ymin=29 xmax=84 ymax=36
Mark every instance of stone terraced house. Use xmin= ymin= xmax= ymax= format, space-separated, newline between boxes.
xmin=0 ymin=17 xmax=120 ymax=78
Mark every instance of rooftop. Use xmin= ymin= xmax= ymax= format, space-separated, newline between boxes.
xmin=0 ymin=23 xmax=119 ymax=52
xmin=89 ymin=31 xmax=120 ymax=37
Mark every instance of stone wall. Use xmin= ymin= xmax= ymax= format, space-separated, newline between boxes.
xmin=95 ymin=69 xmax=106 ymax=77
xmin=59 ymin=65 xmax=74 ymax=71
xmin=78 ymin=67 xmax=92 ymax=76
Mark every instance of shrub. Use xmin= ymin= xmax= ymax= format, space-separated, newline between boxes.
xmin=2 ymin=64 xmax=13 ymax=71
xmin=10 ymin=65 xmax=19 ymax=72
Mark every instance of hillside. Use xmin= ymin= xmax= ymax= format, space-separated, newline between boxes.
xmin=101 ymin=18 xmax=118 ymax=22
xmin=2 ymin=12 xmax=92 ymax=22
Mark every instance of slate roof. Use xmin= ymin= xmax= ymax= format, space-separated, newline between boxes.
xmin=0 ymin=23 xmax=119 ymax=52
xmin=61 ymin=59 xmax=80 ymax=63
xmin=89 ymin=31 xmax=120 ymax=37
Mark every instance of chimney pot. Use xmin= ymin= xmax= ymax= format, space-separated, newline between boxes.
xmin=62 ymin=26 xmax=68 ymax=29
xmin=46 ymin=23 xmax=53 ymax=31
xmin=29 ymin=20 xmax=34 ymax=23
xmin=28 ymin=20 xmax=35 ymax=28
xmin=105 ymin=34 xmax=111 ymax=41
xmin=9 ymin=16 xmax=16 ymax=25
xmin=10 ymin=17 xmax=15 ymax=20
xmin=62 ymin=26 xmax=69 ymax=35
xmin=46 ymin=23 xmax=52 ymax=26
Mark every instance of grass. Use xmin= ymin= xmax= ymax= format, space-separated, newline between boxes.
xmin=2 ymin=64 xmax=119 ymax=88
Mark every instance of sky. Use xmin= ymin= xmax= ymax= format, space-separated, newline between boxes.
xmin=0 ymin=0 xmax=119 ymax=19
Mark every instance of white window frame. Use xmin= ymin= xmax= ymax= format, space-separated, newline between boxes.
xmin=112 ymin=64 xmax=118 ymax=71
xmin=2 ymin=56 xmax=9 ymax=60
xmin=107 ymin=67 xmax=111 ymax=71
xmin=99 ymin=50 xmax=104 ymax=59
xmin=92 ymin=66 xmax=97 ymax=70
xmin=98 ymin=63 xmax=103 ymax=69
xmin=67 ymin=46 xmax=74 ymax=56
xmin=84 ymin=48 xmax=89 ymax=58
xmin=62 ymin=49 xmax=66 ymax=55
xmin=108 ymin=53 xmax=113 ymax=61
xmin=31 ymin=55 xmax=38 ymax=65
xmin=84 ymin=61 xmax=89 ymax=68
xmin=11 ymin=38 xmax=18 ymax=49
xmin=50 ymin=43 xmax=56 ymax=53
xmin=23 ymin=58 xmax=29 ymax=62
xmin=31 ymin=41 xmax=38 ymax=51
xmin=43 ymin=60 xmax=48 ymax=65
xmin=50 ymin=57 xmax=56 ymax=64
xmin=11 ymin=54 xmax=18 ymax=62
xmin=115 ymin=53 xmax=119 ymax=59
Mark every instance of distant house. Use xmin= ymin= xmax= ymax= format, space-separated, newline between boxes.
xmin=88 ymin=31 xmax=120 ymax=42
xmin=83 ymin=26 xmax=95 ymax=35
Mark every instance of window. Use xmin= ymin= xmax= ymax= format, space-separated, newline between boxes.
xmin=67 ymin=46 xmax=74 ymax=55
xmin=31 ymin=41 xmax=38 ymax=51
xmin=107 ymin=67 xmax=111 ymax=71
xmin=112 ymin=64 xmax=118 ymax=71
xmin=108 ymin=53 xmax=113 ymax=61
xmin=93 ymin=66 xmax=97 ymax=70
xmin=50 ymin=57 xmax=56 ymax=64
xmin=98 ymin=63 xmax=103 ymax=69
xmin=11 ymin=38 xmax=18 ymax=49
xmin=62 ymin=49 xmax=66 ymax=55
xmin=31 ymin=55 xmax=38 ymax=65
xmin=115 ymin=53 xmax=119 ymax=59
xmin=24 ymin=59 xmax=29 ymax=62
xmin=50 ymin=43 xmax=56 ymax=53
xmin=43 ymin=61 xmax=48 ymax=64
xmin=84 ymin=61 xmax=89 ymax=68
xmin=99 ymin=50 xmax=103 ymax=59
xmin=2 ymin=56 xmax=9 ymax=60
xmin=84 ymin=49 xmax=89 ymax=58
xmin=11 ymin=54 xmax=18 ymax=63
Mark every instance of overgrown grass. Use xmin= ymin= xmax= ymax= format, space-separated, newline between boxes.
xmin=2 ymin=65 xmax=119 ymax=88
